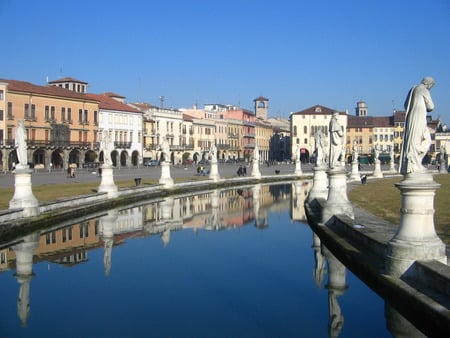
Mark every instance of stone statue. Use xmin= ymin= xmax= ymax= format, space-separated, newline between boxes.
xmin=15 ymin=119 xmax=28 ymax=168
xmin=329 ymin=112 xmax=344 ymax=168
xmin=209 ymin=143 xmax=217 ymax=160
xmin=102 ymin=130 xmax=112 ymax=165
xmin=374 ymin=145 xmax=380 ymax=163
xmin=352 ymin=140 xmax=359 ymax=162
xmin=314 ymin=130 xmax=327 ymax=166
xmin=352 ymin=140 xmax=358 ymax=153
xmin=160 ymin=136 xmax=170 ymax=163
xmin=399 ymin=77 xmax=435 ymax=174
xmin=253 ymin=144 xmax=260 ymax=161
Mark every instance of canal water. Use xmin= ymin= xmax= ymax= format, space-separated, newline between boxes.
xmin=0 ymin=182 xmax=421 ymax=337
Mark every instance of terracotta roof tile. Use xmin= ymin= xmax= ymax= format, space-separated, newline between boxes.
xmin=85 ymin=93 xmax=141 ymax=113
xmin=292 ymin=104 xmax=345 ymax=115
xmin=1 ymin=78 xmax=96 ymax=101
xmin=48 ymin=77 xmax=88 ymax=84
xmin=253 ymin=96 xmax=269 ymax=101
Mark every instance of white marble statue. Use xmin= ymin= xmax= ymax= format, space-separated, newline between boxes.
xmin=399 ymin=77 xmax=435 ymax=174
xmin=329 ymin=112 xmax=344 ymax=168
xmin=374 ymin=145 xmax=380 ymax=163
xmin=160 ymin=136 xmax=170 ymax=163
xmin=209 ymin=143 xmax=217 ymax=161
xmin=102 ymin=130 xmax=112 ymax=165
xmin=15 ymin=119 xmax=28 ymax=168
xmin=314 ymin=130 xmax=327 ymax=166
xmin=253 ymin=145 xmax=260 ymax=161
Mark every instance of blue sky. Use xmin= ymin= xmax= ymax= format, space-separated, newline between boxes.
xmin=1 ymin=0 xmax=449 ymax=122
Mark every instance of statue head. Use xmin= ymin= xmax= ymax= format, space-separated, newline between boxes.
xmin=421 ymin=76 xmax=435 ymax=89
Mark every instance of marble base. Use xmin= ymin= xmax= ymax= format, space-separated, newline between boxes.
xmin=159 ymin=162 xmax=174 ymax=187
xmin=9 ymin=168 xmax=39 ymax=217
xmin=307 ymin=166 xmax=328 ymax=203
xmin=372 ymin=161 xmax=383 ymax=178
xmin=251 ymin=161 xmax=261 ymax=179
xmin=294 ymin=161 xmax=303 ymax=176
xmin=321 ymin=167 xmax=354 ymax=225
xmin=98 ymin=165 xmax=118 ymax=198
xmin=439 ymin=159 xmax=447 ymax=173
xmin=209 ymin=161 xmax=221 ymax=182
xmin=348 ymin=161 xmax=360 ymax=181
xmin=386 ymin=172 xmax=446 ymax=277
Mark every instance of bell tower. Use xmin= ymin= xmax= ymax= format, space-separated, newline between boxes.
xmin=355 ymin=101 xmax=368 ymax=116
xmin=254 ymin=96 xmax=269 ymax=120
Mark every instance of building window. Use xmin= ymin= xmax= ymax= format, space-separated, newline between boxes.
xmin=24 ymin=103 xmax=30 ymax=118
xmin=303 ymin=126 xmax=307 ymax=134
xmin=7 ymin=102 xmax=13 ymax=119
xmin=45 ymin=105 xmax=50 ymax=121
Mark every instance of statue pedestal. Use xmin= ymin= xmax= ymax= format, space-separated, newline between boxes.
xmin=251 ymin=160 xmax=261 ymax=179
xmin=386 ymin=173 xmax=447 ymax=277
xmin=348 ymin=160 xmax=360 ymax=181
xmin=372 ymin=160 xmax=383 ymax=178
xmin=307 ymin=166 xmax=328 ymax=203
xmin=209 ymin=160 xmax=220 ymax=182
xmin=9 ymin=168 xmax=39 ymax=217
xmin=294 ymin=160 xmax=303 ymax=176
xmin=389 ymin=161 xmax=396 ymax=174
xmin=439 ymin=158 xmax=447 ymax=173
xmin=159 ymin=161 xmax=174 ymax=187
xmin=98 ymin=165 xmax=118 ymax=198
xmin=322 ymin=167 xmax=354 ymax=225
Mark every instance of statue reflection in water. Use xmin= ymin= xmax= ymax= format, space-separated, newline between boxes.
xmin=323 ymin=246 xmax=347 ymax=338
xmin=12 ymin=233 xmax=40 ymax=327
xmin=311 ymin=235 xmax=347 ymax=338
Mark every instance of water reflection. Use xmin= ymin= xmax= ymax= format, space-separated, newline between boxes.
xmin=0 ymin=181 xmax=424 ymax=337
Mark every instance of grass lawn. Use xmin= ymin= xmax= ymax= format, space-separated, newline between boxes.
xmin=0 ymin=176 xmax=209 ymax=211
xmin=348 ymin=174 xmax=450 ymax=245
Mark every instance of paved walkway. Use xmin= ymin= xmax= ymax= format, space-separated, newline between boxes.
xmin=0 ymin=162 xmax=320 ymax=188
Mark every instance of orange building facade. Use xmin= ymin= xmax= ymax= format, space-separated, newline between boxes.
xmin=0 ymin=79 xmax=99 ymax=171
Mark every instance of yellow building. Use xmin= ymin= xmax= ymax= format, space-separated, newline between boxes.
xmin=291 ymin=105 xmax=347 ymax=162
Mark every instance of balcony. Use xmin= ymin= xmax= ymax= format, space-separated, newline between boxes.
xmin=3 ymin=139 xmax=96 ymax=149
xmin=170 ymin=144 xmax=194 ymax=151
xmin=24 ymin=116 xmax=37 ymax=122
xmin=243 ymin=133 xmax=255 ymax=138
xmin=114 ymin=141 xmax=132 ymax=149
xmin=217 ymin=144 xmax=231 ymax=150
xmin=243 ymin=120 xmax=255 ymax=126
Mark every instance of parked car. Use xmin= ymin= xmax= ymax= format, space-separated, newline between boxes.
xmin=144 ymin=160 xmax=160 ymax=167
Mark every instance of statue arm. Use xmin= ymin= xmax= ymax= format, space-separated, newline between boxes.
xmin=424 ymin=91 xmax=434 ymax=112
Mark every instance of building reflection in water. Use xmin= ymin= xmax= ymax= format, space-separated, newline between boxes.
xmin=0 ymin=182 xmax=426 ymax=336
